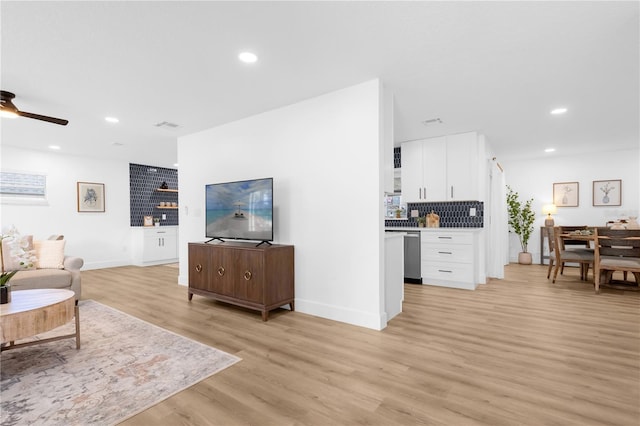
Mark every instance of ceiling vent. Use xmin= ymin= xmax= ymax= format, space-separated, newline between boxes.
xmin=422 ymin=118 xmax=443 ymax=126
xmin=154 ymin=121 xmax=179 ymax=129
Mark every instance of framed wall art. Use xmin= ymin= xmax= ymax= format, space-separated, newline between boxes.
xmin=77 ymin=182 xmax=105 ymax=212
xmin=553 ymin=182 xmax=579 ymax=207
xmin=143 ymin=215 xmax=154 ymax=227
xmin=593 ymin=180 xmax=621 ymax=206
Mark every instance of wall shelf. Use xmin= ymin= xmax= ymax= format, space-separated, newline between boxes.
xmin=156 ymin=188 xmax=178 ymax=193
xmin=156 ymin=206 xmax=178 ymax=209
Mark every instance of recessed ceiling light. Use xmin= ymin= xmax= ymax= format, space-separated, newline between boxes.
xmin=550 ymin=108 xmax=567 ymax=115
xmin=238 ymin=51 xmax=258 ymax=63
xmin=544 ymin=148 xmax=556 ymax=153
xmin=173 ymin=163 xmax=179 ymax=168
xmin=112 ymin=142 xmax=124 ymax=146
xmin=105 ymin=116 xmax=119 ymax=123
xmin=49 ymin=145 xmax=61 ymax=150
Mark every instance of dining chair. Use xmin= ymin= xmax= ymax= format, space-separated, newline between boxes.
xmin=593 ymin=228 xmax=640 ymax=293
xmin=549 ymin=226 xmax=594 ymax=283
xmin=556 ymin=225 xmax=593 ymax=275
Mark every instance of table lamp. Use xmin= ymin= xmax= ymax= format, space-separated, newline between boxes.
xmin=542 ymin=204 xmax=557 ymax=227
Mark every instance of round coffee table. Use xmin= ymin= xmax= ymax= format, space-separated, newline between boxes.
xmin=0 ymin=288 xmax=80 ymax=351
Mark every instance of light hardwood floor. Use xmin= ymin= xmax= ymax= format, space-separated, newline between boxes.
xmin=81 ymin=263 xmax=640 ymax=425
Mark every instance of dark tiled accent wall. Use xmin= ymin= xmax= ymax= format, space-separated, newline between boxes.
xmin=394 ymin=147 xmax=401 ymax=169
xmin=385 ymin=200 xmax=484 ymax=228
xmin=129 ymin=163 xmax=179 ymax=227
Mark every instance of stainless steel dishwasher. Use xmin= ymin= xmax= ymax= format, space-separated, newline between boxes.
xmin=404 ymin=231 xmax=422 ymax=284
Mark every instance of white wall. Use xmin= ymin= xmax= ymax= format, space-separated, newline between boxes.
xmin=502 ymin=148 xmax=640 ymax=263
xmin=178 ymin=79 xmax=387 ymax=330
xmin=0 ymin=146 xmax=132 ymax=269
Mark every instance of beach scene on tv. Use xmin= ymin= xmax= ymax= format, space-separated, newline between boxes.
xmin=206 ymin=178 xmax=273 ymax=241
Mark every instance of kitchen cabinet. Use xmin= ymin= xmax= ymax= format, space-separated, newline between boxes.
xmin=131 ymin=226 xmax=178 ymax=266
xmin=401 ymin=132 xmax=480 ymax=202
xmin=420 ymin=230 xmax=479 ymax=290
xmin=188 ymin=242 xmax=295 ymax=321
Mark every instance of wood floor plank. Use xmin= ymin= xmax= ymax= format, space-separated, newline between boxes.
xmin=80 ymin=263 xmax=640 ymax=425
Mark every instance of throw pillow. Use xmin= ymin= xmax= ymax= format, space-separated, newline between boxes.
xmin=34 ymin=239 xmax=66 ymax=269
xmin=1 ymin=235 xmax=36 ymax=271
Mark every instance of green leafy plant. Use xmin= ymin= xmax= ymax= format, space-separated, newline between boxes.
xmin=506 ymin=185 xmax=535 ymax=253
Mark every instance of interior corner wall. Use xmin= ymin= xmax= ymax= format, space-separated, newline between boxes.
xmin=177 ymin=79 xmax=385 ymax=330
xmin=0 ymin=146 xmax=132 ymax=269
xmin=502 ymin=147 xmax=640 ymax=264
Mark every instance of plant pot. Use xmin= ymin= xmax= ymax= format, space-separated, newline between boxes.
xmin=518 ymin=252 xmax=532 ymax=265
xmin=0 ymin=284 xmax=11 ymax=304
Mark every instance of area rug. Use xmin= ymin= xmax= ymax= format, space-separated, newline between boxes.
xmin=1 ymin=300 xmax=241 ymax=426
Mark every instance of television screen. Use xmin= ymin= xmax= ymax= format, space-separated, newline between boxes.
xmin=206 ymin=177 xmax=273 ymax=241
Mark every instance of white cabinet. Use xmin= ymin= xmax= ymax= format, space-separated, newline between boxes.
xmin=401 ymin=136 xmax=446 ymax=202
xmin=131 ymin=226 xmax=178 ymax=266
xmin=401 ymin=132 xmax=480 ymax=202
xmin=420 ymin=230 xmax=479 ymax=290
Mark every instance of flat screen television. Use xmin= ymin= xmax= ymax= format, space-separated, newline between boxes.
xmin=205 ymin=177 xmax=273 ymax=242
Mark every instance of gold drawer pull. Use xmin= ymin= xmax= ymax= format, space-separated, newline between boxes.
xmin=195 ymin=264 xmax=202 ymax=273
xmin=217 ymin=267 xmax=225 ymax=276
xmin=243 ymin=270 xmax=252 ymax=281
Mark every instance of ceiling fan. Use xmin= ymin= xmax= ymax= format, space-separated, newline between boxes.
xmin=0 ymin=90 xmax=69 ymax=126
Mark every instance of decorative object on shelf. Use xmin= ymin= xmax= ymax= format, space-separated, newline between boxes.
xmin=417 ymin=216 xmax=426 ymax=228
xmin=593 ymin=179 xmax=621 ymax=206
xmin=154 ymin=218 xmax=160 ymax=227
xmin=553 ymin=182 xmax=579 ymax=207
xmin=542 ymin=204 xmax=557 ymax=226
xmin=160 ymin=181 xmax=168 ymax=189
xmin=143 ymin=215 xmax=154 ymax=227
xmin=77 ymin=182 xmax=105 ymax=212
xmin=507 ymin=185 xmax=535 ymax=264
xmin=171 ymin=202 xmax=177 ymax=207
xmin=160 ymin=202 xmax=165 ymax=207
xmin=426 ymin=210 xmax=440 ymax=228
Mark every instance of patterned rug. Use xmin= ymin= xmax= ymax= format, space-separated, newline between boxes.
xmin=1 ymin=300 xmax=240 ymax=426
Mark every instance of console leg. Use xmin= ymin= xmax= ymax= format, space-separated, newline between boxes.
xmin=262 ymin=311 xmax=268 ymax=321
xmin=188 ymin=292 xmax=193 ymax=301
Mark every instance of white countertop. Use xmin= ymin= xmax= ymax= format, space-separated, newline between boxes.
xmin=384 ymin=232 xmax=406 ymax=239
xmin=385 ymin=227 xmax=483 ymax=232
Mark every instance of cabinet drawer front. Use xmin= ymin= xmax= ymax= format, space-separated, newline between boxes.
xmin=143 ymin=227 xmax=177 ymax=236
xmin=421 ymin=244 xmax=473 ymax=263
xmin=421 ymin=232 xmax=473 ymax=245
xmin=422 ymin=262 xmax=473 ymax=282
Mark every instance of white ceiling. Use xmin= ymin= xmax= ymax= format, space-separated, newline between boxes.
xmin=1 ymin=1 xmax=638 ymax=169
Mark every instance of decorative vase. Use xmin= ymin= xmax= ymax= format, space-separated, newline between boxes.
xmin=602 ymin=195 xmax=610 ymax=204
xmin=0 ymin=284 xmax=11 ymax=304
xmin=518 ymin=252 xmax=533 ymax=265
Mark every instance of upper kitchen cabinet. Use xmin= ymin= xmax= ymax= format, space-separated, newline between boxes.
xmin=401 ymin=132 xmax=484 ymax=203
xmin=401 ymin=136 xmax=446 ymax=201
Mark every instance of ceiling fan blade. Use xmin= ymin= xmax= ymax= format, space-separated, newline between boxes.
xmin=18 ymin=111 xmax=69 ymax=126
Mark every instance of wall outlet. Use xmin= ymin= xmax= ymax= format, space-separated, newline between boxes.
xmin=162 ymin=213 xmax=167 ymax=220
xmin=469 ymin=208 xmax=476 ymax=217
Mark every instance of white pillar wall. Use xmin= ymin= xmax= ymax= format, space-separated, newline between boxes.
xmin=178 ymin=79 xmax=388 ymax=330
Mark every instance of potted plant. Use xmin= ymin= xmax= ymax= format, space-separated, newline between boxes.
xmin=506 ymin=186 xmax=535 ymax=264
xmin=417 ymin=216 xmax=426 ymax=228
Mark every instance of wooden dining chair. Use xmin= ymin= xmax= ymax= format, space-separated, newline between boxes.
xmin=549 ymin=226 xmax=594 ymax=283
xmin=593 ymin=228 xmax=640 ymax=293
xmin=556 ymin=225 xmax=592 ymax=275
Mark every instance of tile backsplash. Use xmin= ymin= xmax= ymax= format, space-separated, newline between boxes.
xmin=129 ymin=163 xmax=179 ymax=226
xmin=385 ymin=200 xmax=483 ymax=228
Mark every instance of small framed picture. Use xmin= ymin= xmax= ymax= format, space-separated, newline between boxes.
xmin=143 ymin=215 xmax=154 ymax=227
xmin=593 ymin=180 xmax=622 ymax=206
xmin=77 ymin=182 xmax=105 ymax=212
xmin=553 ymin=182 xmax=579 ymax=207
